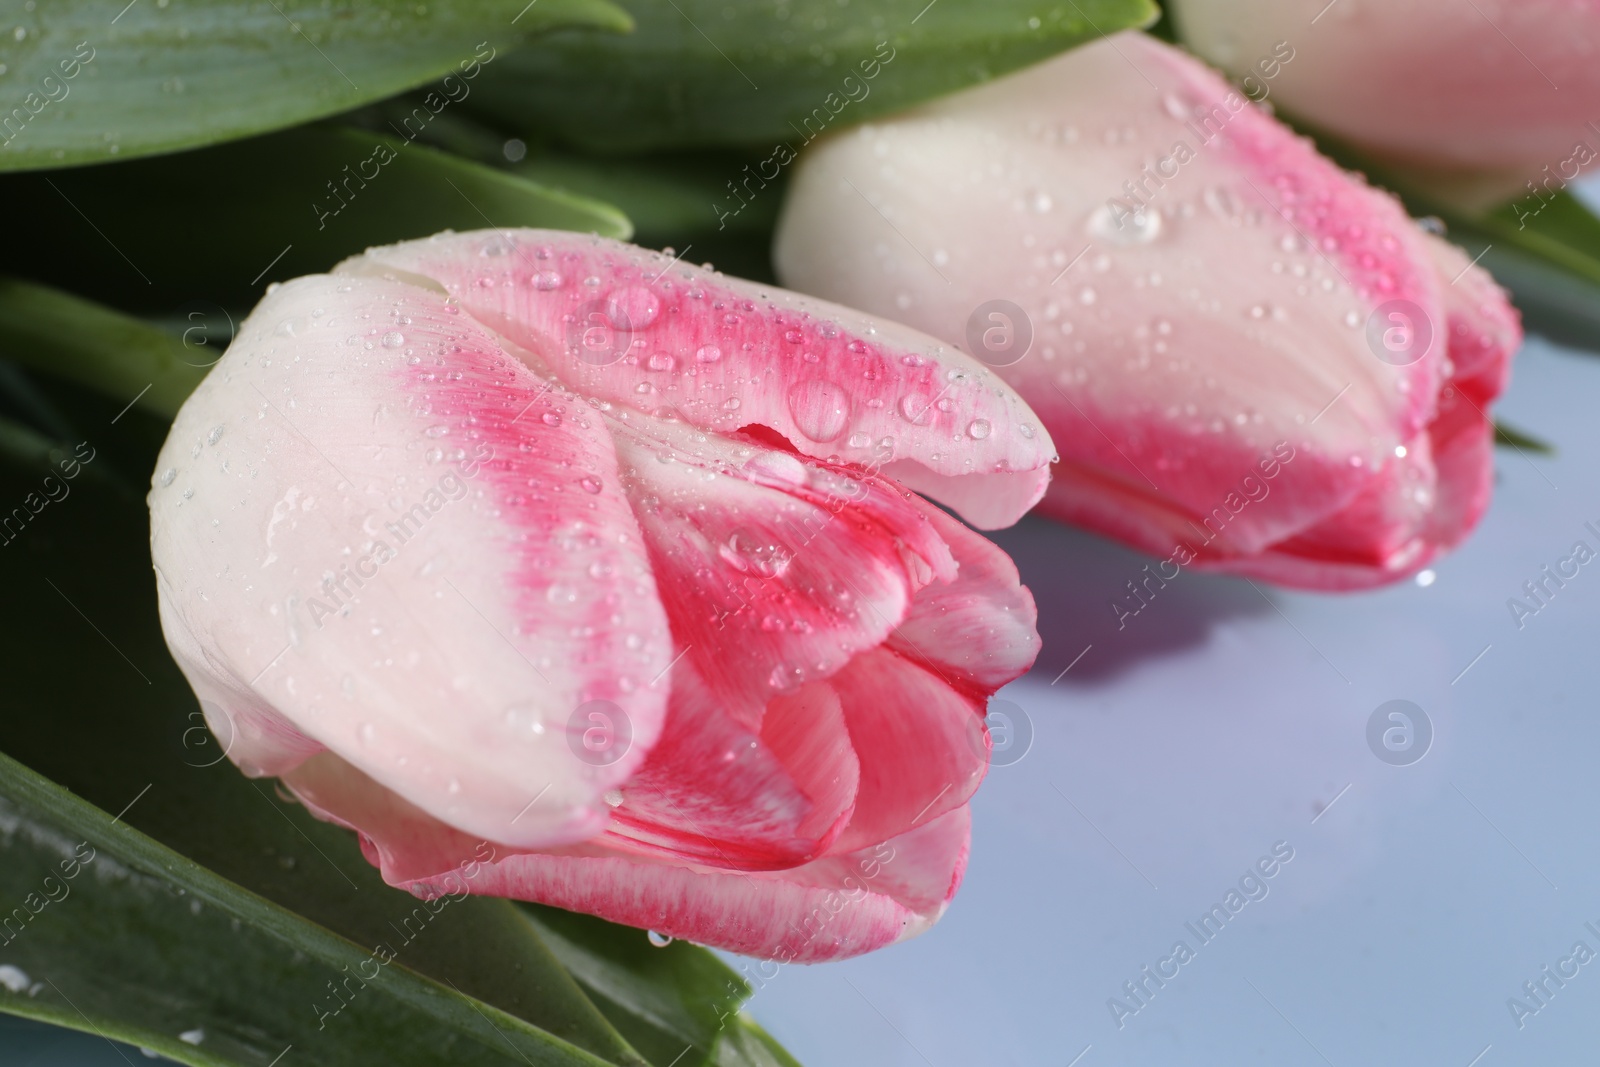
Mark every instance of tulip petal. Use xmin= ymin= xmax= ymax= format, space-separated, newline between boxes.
xmin=888 ymin=497 xmax=1041 ymax=694
xmin=600 ymin=663 xmax=857 ymax=870
xmin=150 ymin=273 xmax=674 ymax=849
xmin=283 ymin=748 xmax=968 ymax=962
xmin=828 ymin=648 xmax=987 ymax=854
xmin=608 ymin=411 xmax=955 ymax=726
xmin=774 ymin=31 xmax=1522 ymax=589
xmin=336 ymin=230 xmax=1055 ymax=529
xmin=1170 ymin=0 xmax=1600 ymax=195
xmin=1207 ymin=238 xmax=1521 ymax=588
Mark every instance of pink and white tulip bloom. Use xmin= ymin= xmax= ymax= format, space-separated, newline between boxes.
xmin=150 ymin=230 xmax=1053 ymax=961
xmin=1168 ymin=0 xmax=1600 ymax=207
xmin=774 ymin=32 xmax=1521 ymax=590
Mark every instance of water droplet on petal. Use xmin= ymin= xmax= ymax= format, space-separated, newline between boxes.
xmin=647 ymin=930 xmax=674 ymax=948
xmin=382 ymin=331 xmax=404 ymax=348
xmin=533 ymin=270 xmax=563 ymax=290
xmin=606 ymin=286 xmax=660 ymax=329
xmin=695 ymin=344 xmax=722 ymax=363
xmin=967 ymin=419 xmax=991 ymax=439
xmin=1088 ymin=202 xmax=1162 ymax=245
xmin=578 ymin=475 xmax=603 ymax=494
xmin=787 ymin=380 xmax=851 ymax=442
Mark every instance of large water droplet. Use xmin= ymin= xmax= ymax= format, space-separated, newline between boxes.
xmin=1087 ymin=202 xmax=1163 ymax=245
xmin=967 ymin=419 xmax=992 ymax=440
xmin=606 ymin=286 xmax=660 ymax=330
xmin=0 ymin=965 xmax=29 ymax=993
xmin=533 ymin=270 xmax=563 ymax=291
xmin=647 ymin=930 xmax=674 ymax=948
xmin=787 ymin=380 xmax=850 ymax=442
xmin=696 ymin=344 xmax=722 ymax=363
xmin=578 ymin=475 xmax=603 ymax=494
xmin=382 ymin=331 xmax=404 ymax=348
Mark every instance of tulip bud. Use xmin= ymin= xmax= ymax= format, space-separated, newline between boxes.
xmin=151 ymin=230 xmax=1050 ymax=960
xmin=1167 ymin=0 xmax=1600 ymax=208
xmin=774 ymin=32 xmax=1521 ymax=589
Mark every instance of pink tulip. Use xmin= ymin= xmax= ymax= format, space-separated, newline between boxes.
xmin=150 ymin=230 xmax=1052 ymax=961
xmin=774 ymin=32 xmax=1521 ymax=590
xmin=1167 ymin=0 xmax=1600 ymax=207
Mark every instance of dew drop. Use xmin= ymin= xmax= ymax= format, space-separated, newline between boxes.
xmin=382 ymin=331 xmax=404 ymax=348
xmin=532 ymin=270 xmax=563 ymax=291
xmin=695 ymin=344 xmax=722 ymax=363
xmin=647 ymin=930 xmax=675 ymax=947
xmin=787 ymin=380 xmax=851 ymax=442
xmin=967 ymin=419 xmax=992 ymax=440
xmin=159 ymin=467 xmax=177 ymax=487
xmin=1087 ymin=202 xmax=1162 ymax=245
xmin=579 ymin=475 xmax=603 ymax=494
xmin=606 ymin=286 xmax=660 ymax=330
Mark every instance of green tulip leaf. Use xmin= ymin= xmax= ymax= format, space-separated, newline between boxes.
xmin=0 ymin=0 xmax=631 ymax=172
xmin=523 ymin=906 xmax=747 ymax=1067
xmin=0 ymin=125 xmax=630 ymax=310
xmin=0 ymin=749 xmax=636 ymax=1067
xmin=466 ymin=0 xmax=1159 ymax=152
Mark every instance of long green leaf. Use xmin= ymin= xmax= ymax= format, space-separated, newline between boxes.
xmin=466 ymin=0 xmax=1159 ymax=152
xmin=0 ymin=279 xmax=204 ymax=420
xmin=0 ymin=0 xmax=631 ymax=171
xmin=1 ymin=125 xmax=630 ymax=309
xmin=523 ymin=907 xmax=745 ymax=1067
xmin=0 ymin=750 xmax=621 ymax=1067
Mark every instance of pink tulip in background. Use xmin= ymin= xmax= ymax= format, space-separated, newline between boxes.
xmin=149 ymin=230 xmax=1052 ymax=962
xmin=1167 ymin=0 xmax=1600 ymax=208
xmin=775 ymin=32 xmax=1521 ymax=591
